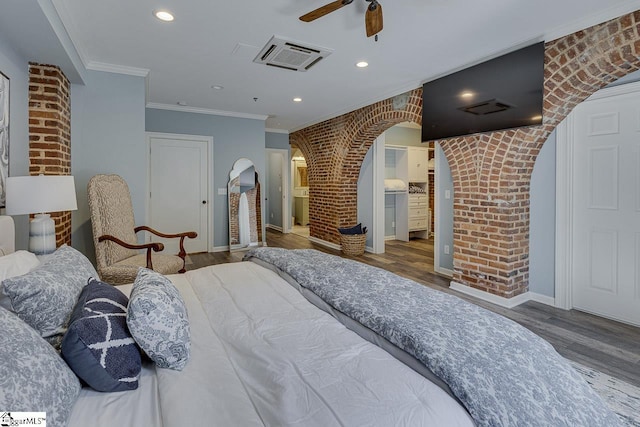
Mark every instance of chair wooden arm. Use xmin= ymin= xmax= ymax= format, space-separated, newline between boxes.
xmin=134 ymin=226 xmax=198 ymax=273
xmin=98 ymin=234 xmax=164 ymax=270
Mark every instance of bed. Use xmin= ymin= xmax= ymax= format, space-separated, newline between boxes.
xmin=0 ymin=216 xmax=621 ymax=427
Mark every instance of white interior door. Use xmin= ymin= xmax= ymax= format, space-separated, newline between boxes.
xmin=148 ymin=133 xmax=210 ymax=254
xmin=571 ymin=90 xmax=640 ymax=326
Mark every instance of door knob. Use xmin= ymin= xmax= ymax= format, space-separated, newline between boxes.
xmin=202 ymin=200 xmax=207 ymax=204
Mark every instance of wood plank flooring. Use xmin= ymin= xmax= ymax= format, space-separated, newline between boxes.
xmin=188 ymin=229 xmax=640 ymax=387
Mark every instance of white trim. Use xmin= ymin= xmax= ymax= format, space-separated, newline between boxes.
xmin=146 ymin=132 xmax=214 ymax=252
xmin=86 ymin=61 xmax=150 ymax=77
xmin=449 ymin=282 xmax=531 ymax=308
xmin=267 ymin=224 xmax=283 ymax=232
xmin=146 ymin=102 xmax=268 ymax=121
xmin=384 ymin=235 xmax=396 ymax=241
xmin=555 ymin=118 xmax=573 ymax=309
xmin=212 ymin=245 xmax=230 ymax=252
xmin=266 ymin=128 xmax=289 ymax=134
xmin=308 ymin=236 xmax=341 ymax=251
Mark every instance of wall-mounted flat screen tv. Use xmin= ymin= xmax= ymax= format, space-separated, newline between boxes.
xmin=421 ymin=42 xmax=544 ymax=141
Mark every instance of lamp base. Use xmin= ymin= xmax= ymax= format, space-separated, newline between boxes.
xmin=29 ymin=214 xmax=56 ymax=255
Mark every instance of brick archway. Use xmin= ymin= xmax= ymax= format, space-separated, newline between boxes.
xmin=290 ymin=11 xmax=640 ymax=298
xmin=290 ymin=89 xmax=422 ymax=242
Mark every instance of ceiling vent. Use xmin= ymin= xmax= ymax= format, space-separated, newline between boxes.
xmin=459 ymin=99 xmax=514 ymax=115
xmin=253 ymin=35 xmax=333 ymax=72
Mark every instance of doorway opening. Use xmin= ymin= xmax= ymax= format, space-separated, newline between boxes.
xmin=291 ymin=148 xmax=310 ymax=238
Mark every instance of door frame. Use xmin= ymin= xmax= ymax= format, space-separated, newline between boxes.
xmin=265 ymin=148 xmax=291 ymax=234
xmin=146 ymin=132 xmax=214 ymax=252
xmin=371 ymin=134 xmax=386 ymax=253
xmin=555 ymin=80 xmax=640 ymax=310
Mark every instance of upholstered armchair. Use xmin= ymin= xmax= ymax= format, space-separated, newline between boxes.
xmin=87 ymin=174 xmax=197 ymax=285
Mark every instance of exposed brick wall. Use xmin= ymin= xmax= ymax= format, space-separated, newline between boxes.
xmin=291 ymin=11 xmax=640 ymax=298
xmin=28 ymin=63 xmax=72 ymax=247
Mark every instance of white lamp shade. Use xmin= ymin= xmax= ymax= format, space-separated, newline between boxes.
xmin=5 ymin=175 xmax=78 ymax=215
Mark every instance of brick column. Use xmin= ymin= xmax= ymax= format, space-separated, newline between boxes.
xmin=28 ymin=63 xmax=72 ymax=247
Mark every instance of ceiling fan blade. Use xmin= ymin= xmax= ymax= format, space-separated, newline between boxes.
xmin=300 ymin=0 xmax=350 ymax=22
xmin=365 ymin=2 xmax=383 ymax=37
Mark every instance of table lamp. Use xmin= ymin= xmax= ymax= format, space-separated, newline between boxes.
xmin=5 ymin=175 xmax=78 ymax=255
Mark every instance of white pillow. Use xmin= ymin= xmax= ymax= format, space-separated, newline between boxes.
xmin=0 ymin=250 xmax=41 ymax=311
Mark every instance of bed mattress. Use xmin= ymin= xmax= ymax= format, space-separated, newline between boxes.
xmin=68 ymin=261 xmax=474 ymax=427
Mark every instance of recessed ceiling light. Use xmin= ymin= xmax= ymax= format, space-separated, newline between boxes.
xmin=460 ymin=91 xmax=474 ymax=99
xmin=356 ymin=61 xmax=369 ymax=68
xmin=293 ymin=97 xmax=302 ymax=102
xmin=211 ymin=85 xmax=224 ymax=90
xmin=154 ymin=10 xmax=174 ymax=22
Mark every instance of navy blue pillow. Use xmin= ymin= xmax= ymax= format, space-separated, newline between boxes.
xmin=61 ymin=278 xmax=141 ymax=392
xmin=338 ymin=223 xmax=363 ymax=235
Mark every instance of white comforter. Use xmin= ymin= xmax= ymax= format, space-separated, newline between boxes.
xmin=69 ymin=262 xmax=474 ymax=427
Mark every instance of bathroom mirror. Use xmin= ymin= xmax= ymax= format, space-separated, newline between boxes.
xmin=228 ymin=158 xmax=262 ymax=251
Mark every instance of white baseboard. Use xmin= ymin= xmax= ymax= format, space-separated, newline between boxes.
xmin=211 ymin=245 xmax=230 ymax=252
xmin=308 ymin=236 xmax=341 ymax=251
xmin=449 ymin=282 xmax=532 ymax=308
xmin=267 ymin=224 xmax=283 ymax=232
xmin=384 ymin=235 xmax=396 ymax=241
xmin=435 ymin=266 xmax=453 ymax=277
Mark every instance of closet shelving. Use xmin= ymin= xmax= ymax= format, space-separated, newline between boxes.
xmin=384 ymin=145 xmax=430 ymax=241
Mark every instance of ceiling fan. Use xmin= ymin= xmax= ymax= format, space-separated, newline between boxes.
xmin=299 ymin=0 xmax=383 ymax=38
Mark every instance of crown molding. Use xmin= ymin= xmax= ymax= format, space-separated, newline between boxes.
xmin=86 ymin=61 xmax=150 ymax=77
xmin=266 ymin=128 xmax=289 ymax=134
xmin=146 ymin=103 xmax=268 ymax=121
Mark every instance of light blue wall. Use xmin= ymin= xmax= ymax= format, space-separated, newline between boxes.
xmin=384 ymin=125 xmax=422 ymax=146
xmin=529 ymin=131 xmax=556 ymax=297
xmin=267 ymin=152 xmax=283 ymax=228
xmin=145 ymin=108 xmax=266 ymax=248
xmin=357 ymin=145 xmax=374 ymax=247
xmin=265 ymin=131 xmax=289 ymax=150
xmin=265 ymin=132 xmax=289 ymax=230
xmin=0 ymin=35 xmax=34 ymax=249
xmin=435 ymin=143 xmax=454 ymax=271
xmin=71 ymin=70 xmax=146 ymax=261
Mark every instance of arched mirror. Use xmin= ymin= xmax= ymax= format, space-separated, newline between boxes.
xmin=228 ymin=158 xmax=262 ymax=251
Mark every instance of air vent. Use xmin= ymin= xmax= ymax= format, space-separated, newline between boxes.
xmin=253 ymin=35 xmax=333 ymax=72
xmin=459 ymin=99 xmax=514 ymax=115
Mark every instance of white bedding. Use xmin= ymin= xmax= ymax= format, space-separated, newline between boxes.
xmin=68 ymin=262 xmax=474 ymax=427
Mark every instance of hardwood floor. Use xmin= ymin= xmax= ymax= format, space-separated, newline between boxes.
xmin=188 ymin=229 xmax=640 ymax=387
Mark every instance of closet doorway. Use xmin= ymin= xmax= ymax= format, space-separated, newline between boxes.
xmin=357 ymin=122 xmax=454 ymax=276
xmin=291 ymin=148 xmax=310 ymax=238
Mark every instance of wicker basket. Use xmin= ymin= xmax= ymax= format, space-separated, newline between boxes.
xmin=340 ymin=233 xmax=367 ymax=256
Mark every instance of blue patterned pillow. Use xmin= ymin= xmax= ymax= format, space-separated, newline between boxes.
xmin=2 ymin=245 xmax=98 ymax=343
xmin=127 ymin=268 xmax=191 ymax=370
xmin=0 ymin=306 xmax=80 ymax=426
xmin=61 ymin=278 xmax=142 ymax=392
